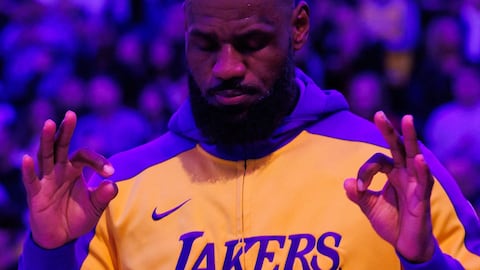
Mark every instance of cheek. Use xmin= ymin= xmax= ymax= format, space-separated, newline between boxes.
xmin=186 ymin=50 xmax=213 ymax=89
xmin=247 ymin=50 xmax=288 ymax=89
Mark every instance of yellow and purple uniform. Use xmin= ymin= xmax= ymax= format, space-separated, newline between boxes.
xmin=21 ymin=70 xmax=480 ymax=269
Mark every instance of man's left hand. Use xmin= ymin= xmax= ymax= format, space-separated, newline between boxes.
xmin=344 ymin=111 xmax=436 ymax=263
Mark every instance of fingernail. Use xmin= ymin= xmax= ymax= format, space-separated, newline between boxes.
xmin=65 ymin=110 xmax=75 ymax=118
xmin=377 ymin=111 xmax=386 ymax=119
xmin=357 ymin=179 xmax=365 ymax=192
xmin=405 ymin=114 xmax=414 ymax=123
xmin=43 ymin=119 xmax=54 ymax=129
xmin=103 ymin=164 xmax=115 ymax=175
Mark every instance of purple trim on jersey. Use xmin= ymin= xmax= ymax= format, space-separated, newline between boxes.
xmin=19 ymin=235 xmax=79 ymax=270
xmin=399 ymin=241 xmax=463 ymax=270
xmin=307 ymin=110 xmax=480 ymax=257
xmin=76 ymin=230 xmax=96 ymax=269
xmin=89 ymin=131 xmax=196 ymax=186
xmin=199 ymin=129 xmax=304 ymax=161
xmin=421 ymin=146 xmax=480 ymax=255
xmin=19 ymin=230 xmax=97 ymax=270
xmin=306 ymin=110 xmax=388 ymax=148
xmin=168 ymin=69 xmax=350 ymax=161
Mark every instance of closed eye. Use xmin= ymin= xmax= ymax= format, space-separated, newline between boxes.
xmin=234 ymin=32 xmax=272 ymax=53
xmin=189 ymin=31 xmax=220 ymax=52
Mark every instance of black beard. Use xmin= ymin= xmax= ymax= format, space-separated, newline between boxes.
xmin=189 ymin=53 xmax=297 ymax=145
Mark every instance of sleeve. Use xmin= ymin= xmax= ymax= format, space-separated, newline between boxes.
xmin=402 ymin=145 xmax=480 ymax=270
xmin=18 ymin=214 xmax=116 ymax=269
xmin=398 ymin=242 xmax=463 ymax=270
xmin=19 ymin=235 xmax=79 ymax=270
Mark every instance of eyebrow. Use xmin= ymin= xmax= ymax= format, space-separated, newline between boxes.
xmin=189 ymin=29 xmax=218 ymax=40
xmin=188 ymin=25 xmax=275 ymax=41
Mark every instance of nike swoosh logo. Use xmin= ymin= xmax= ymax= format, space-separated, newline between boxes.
xmin=152 ymin=199 xmax=191 ymax=221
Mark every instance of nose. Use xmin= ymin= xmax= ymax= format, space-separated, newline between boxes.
xmin=212 ymin=44 xmax=246 ymax=81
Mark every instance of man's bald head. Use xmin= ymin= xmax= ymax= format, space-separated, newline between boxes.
xmin=184 ymin=0 xmax=297 ymax=6
xmin=184 ymin=0 xmax=298 ymax=20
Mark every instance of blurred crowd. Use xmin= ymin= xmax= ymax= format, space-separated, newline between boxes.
xmin=1 ymin=0 xmax=480 ymax=268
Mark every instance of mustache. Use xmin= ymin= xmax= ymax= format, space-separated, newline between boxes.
xmin=206 ymin=80 xmax=260 ymax=96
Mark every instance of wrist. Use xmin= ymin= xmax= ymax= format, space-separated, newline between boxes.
xmin=397 ymin=235 xmax=436 ymax=263
xmin=397 ymin=235 xmax=436 ymax=264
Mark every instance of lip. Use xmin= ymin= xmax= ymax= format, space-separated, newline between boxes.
xmin=212 ymin=89 xmax=254 ymax=106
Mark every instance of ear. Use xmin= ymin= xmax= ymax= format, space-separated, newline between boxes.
xmin=291 ymin=1 xmax=310 ymax=51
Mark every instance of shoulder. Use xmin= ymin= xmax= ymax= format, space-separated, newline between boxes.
xmin=89 ymin=131 xmax=196 ymax=186
xmin=306 ymin=110 xmax=388 ymax=148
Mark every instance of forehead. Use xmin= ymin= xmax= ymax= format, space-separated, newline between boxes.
xmin=185 ymin=0 xmax=291 ymax=27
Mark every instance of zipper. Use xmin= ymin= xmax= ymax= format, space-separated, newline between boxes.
xmin=241 ymin=158 xmax=247 ymax=268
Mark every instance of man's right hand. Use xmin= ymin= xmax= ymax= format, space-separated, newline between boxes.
xmin=21 ymin=111 xmax=118 ymax=249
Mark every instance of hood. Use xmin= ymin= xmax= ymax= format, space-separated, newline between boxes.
xmin=168 ymin=69 xmax=349 ymax=160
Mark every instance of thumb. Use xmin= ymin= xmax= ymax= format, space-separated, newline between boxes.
xmin=90 ymin=180 xmax=118 ymax=215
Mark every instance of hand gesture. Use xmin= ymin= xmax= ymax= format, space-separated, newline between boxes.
xmin=344 ymin=111 xmax=436 ymax=263
xmin=21 ymin=111 xmax=118 ymax=249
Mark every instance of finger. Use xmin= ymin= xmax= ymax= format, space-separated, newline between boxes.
xmin=54 ymin=111 xmax=77 ymax=164
xmin=38 ymin=119 xmax=57 ymax=176
xmin=357 ymin=153 xmax=394 ymax=192
xmin=401 ymin=115 xmax=420 ymax=177
xmin=90 ymin=180 xmax=118 ymax=217
xmin=374 ymin=111 xmax=406 ymax=168
xmin=21 ymin=154 xmax=41 ymax=197
xmin=344 ymin=177 xmax=380 ymax=215
xmin=70 ymin=149 xmax=115 ymax=178
xmin=344 ymin=177 xmax=361 ymax=202
xmin=414 ymin=154 xmax=434 ymax=197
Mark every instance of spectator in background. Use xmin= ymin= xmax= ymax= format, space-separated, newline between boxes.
xmin=0 ymin=105 xmax=27 ymax=270
xmin=0 ymin=1 xmax=14 ymax=29
xmin=0 ymin=204 xmax=25 ymax=270
xmin=310 ymin=0 xmax=385 ymax=93
xmin=0 ymin=126 xmax=24 ymax=209
xmin=424 ymin=65 xmax=480 ymax=215
xmin=161 ymin=76 xmax=189 ymax=113
xmin=0 ymin=105 xmax=26 ymax=211
xmin=143 ymin=1 xmax=187 ymax=83
xmin=145 ymin=33 xmax=189 ymax=113
xmin=71 ymin=75 xmax=150 ymax=157
xmin=146 ymin=35 xmax=180 ymax=86
xmin=0 ymin=1 xmax=76 ymax=105
xmin=112 ymin=30 xmax=148 ymax=107
xmin=137 ymin=84 xmax=171 ymax=139
xmin=21 ymin=98 xmax=56 ymax=159
xmin=0 ymin=103 xmax=16 ymax=128
xmin=419 ymin=0 xmax=462 ymax=24
xmin=359 ymin=0 xmax=420 ymax=51
xmin=70 ymin=0 xmax=147 ymax=28
xmin=358 ymin=0 xmax=420 ymax=114
xmin=53 ymin=76 xmax=87 ymax=117
xmin=407 ymin=16 xmax=465 ymax=137
xmin=73 ymin=13 xmax=118 ymax=79
xmin=346 ymin=71 xmax=395 ymax=123
xmin=460 ymin=0 xmax=480 ymax=65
